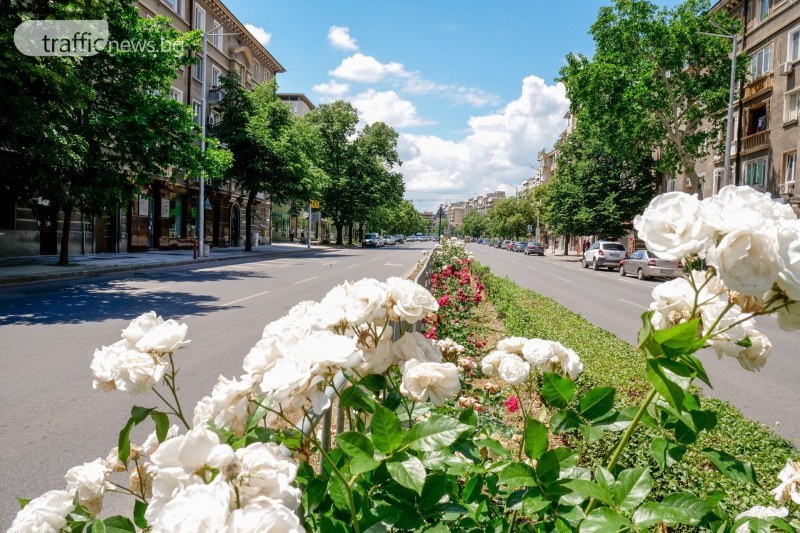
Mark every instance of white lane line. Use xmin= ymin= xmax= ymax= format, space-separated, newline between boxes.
xmin=556 ymin=276 xmax=575 ymax=285
xmin=132 ymin=283 xmax=174 ymax=294
xmin=221 ymin=290 xmax=271 ymax=307
xmin=293 ymin=276 xmax=319 ymax=285
xmin=618 ymin=298 xmax=648 ymax=310
xmin=372 ymin=256 xmax=382 ymax=261
xmin=384 ymin=262 xmax=402 ymax=267
xmin=346 ymin=263 xmax=360 ymax=269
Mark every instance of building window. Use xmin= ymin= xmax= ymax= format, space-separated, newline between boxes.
xmin=745 ymin=104 xmax=769 ymax=135
xmin=750 ymin=45 xmax=772 ymax=79
xmin=169 ymin=194 xmax=183 ymax=238
xmin=744 ymin=157 xmax=768 ymax=187
xmin=789 ymin=26 xmax=800 ymax=64
xmin=192 ymin=100 xmax=202 ymax=126
xmin=169 ymin=87 xmax=183 ymax=103
xmin=758 ymin=0 xmax=770 ymax=21
xmin=209 ymin=110 xmax=221 ymax=126
xmin=193 ymin=53 xmax=202 ymax=80
xmin=194 ymin=5 xmax=205 ymax=31
xmin=785 ymin=152 xmax=797 ymax=184
xmin=785 ymin=89 xmax=799 ymax=123
xmin=253 ymin=63 xmax=259 ymax=81
xmin=666 ymin=178 xmax=676 ymax=192
xmin=210 ymin=19 xmax=221 ymax=49
xmin=164 ymin=0 xmax=183 ymax=18
xmin=713 ymin=168 xmax=723 ymax=194
xmin=211 ymin=66 xmax=221 ymax=87
xmin=264 ymin=69 xmax=270 ymax=83
xmin=237 ymin=64 xmax=245 ymax=83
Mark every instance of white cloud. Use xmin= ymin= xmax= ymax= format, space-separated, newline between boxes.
xmin=327 ymin=26 xmax=358 ymax=51
xmin=398 ymin=75 xmax=569 ymax=197
xmin=330 ymin=53 xmax=409 ymax=83
xmin=404 ymin=75 xmax=501 ymax=108
xmin=312 ymin=80 xmax=350 ymax=99
xmin=244 ymin=24 xmax=271 ymax=47
xmin=350 ymin=89 xmax=433 ymax=128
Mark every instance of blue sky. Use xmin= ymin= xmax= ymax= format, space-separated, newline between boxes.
xmin=226 ymin=0 xmax=679 ymax=209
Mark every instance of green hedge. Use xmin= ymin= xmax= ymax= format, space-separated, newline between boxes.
xmin=474 ymin=263 xmax=797 ymax=516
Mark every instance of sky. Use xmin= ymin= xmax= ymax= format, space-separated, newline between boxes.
xmin=226 ymin=0 xmax=678 ymax=211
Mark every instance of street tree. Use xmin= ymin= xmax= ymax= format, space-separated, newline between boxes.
xmin=460 ymin=211 xmax=488 ymax=239
xmin=2 ymin=1 xmax=205 ymax=265
xmin=559 ymin=0 xmax=745 ymax=194
xmin=487 ymin=197 xmax=538 ymax=240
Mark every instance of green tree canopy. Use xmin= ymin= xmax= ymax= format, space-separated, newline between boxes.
xmin=487 ymin=197 xmax=538 ymax=240
xmin=460 ymin=210 xmax=488 ymax=238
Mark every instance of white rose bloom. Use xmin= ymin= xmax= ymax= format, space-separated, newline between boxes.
xmin=776 ymin=220 xmax=800 ymax=301
xmin=633 ymin=192 xmax=716 ymax=260
xmin=227 ymin=501 xmax=305 ymax=533
xmin=521 ymin=339 xmax=556 ymax=367
xmin=700 ymin=300 xmax=752 ymax=360
xmin=436 ymin=338 xmax=465 ymax=357
xmin=8 ymin=490 xmax=74 ymax=533
xmin=135 ymin=319 xmax=189 ymax=354
xmin=242 ymin=333 xmax=301 ymax=379
xmin=770 ymin=459 xmax=800 ymax=505
xmin=480 ymin=350 xmax=505 ymax=377
xmin=193 ymin=375 xmax=255 ymax=436
xmin=298 ymin=330 xmax=363 ymax=371
xmin=141 ymin=425 xmax=181 ymax=457
xmin=736 ymin=328 xmax=772 ymax=372
xmin=317 ymin=283 xmax=350 ymax=329
xmin=235 ymin=443 xmax=301 ymax=510
xmin=345 ymin=278 xmax=389 ymax=325
xmin=64 ymin=458 xmax=110 ymax=515
xmin=106 ymin=447 xmax=126 ymax=472
xmin=522 ymin=339 xmax=583 ymax=380
xmin=497 ymin=354 xmax=531 ymax=385
xmin=776 ymin=300 xmax=800 ymax=331
xmin=400 ymin=361 xmax=460 ymax=406
xmin=734 ymin=505 xmax=789 ymax=533
xmin=121 ymin=311 xmax=164 ymax=344
xmin=90 ymin=340 xmax=128 ymax=392
xmin=150 ymin=480 xmax=232 ymax=533
xmin=113 ymin=348 xmax=169 ymax=394
xmin=496 ymin=337 xmax=528 ymax=356
xmin=386 ymin=277 xmax=439 ymax=323
xmin=706 ymin=225 xmax=780 ymax=296
xmin=355 ymin=336 xmax=394 ymax=376
xmin=702 ymin=185 xmax=793 ymax=236
xmin=258 ymin=356 xmax=314 ymax=409
xmin=392 ymin=332 xmax=442 ymax=371
xmin=648 ymin=277 xmax=697 ymax=330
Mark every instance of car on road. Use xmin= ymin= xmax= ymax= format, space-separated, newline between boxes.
xmin=513 ymin=241 xmax=527 ymax=252
xmin=581 ymin=241 xmax=626 ymax=271
xmin=524 ymin=241 xmax=545 ymax=256
xmin=395 ymin=234 xmax=405 ymax=244
xmin=362 ymin=233 xmax=383 ymax=248
xmin=495 ymin=239 xmax=504 ymax=248
xmin=503 ymin=240 xmax=514 ymax=251
xmin=384 ymin=235 xmax=395 ymax=245
xmin=620 ymin=250 xmax=682 ymax=280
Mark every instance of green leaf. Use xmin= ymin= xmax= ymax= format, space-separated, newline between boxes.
xmin=541 ymin=372 xmax=575 ymax=408
xmin=133 ymin=500 xmax=147 ymax=530
xmin=700 ymin=448 xmax=759 ymax=485
xmin=336 ymin=431 xmax=375 ymax=459
xmin=595 ymin=467 xmax=615 ymax=493
xmin=564 ymin=479 xmax=613 ymax=506
xmin=350 ymin=455 xmax=380 ymax=476
xmin=406 ymin=415 xmax=472 ymax=452
xmin=638 ymin=310 xmax=663 ymax=357
xmin=579 ymin=387 xmax=616 ymax=421
xmin=458 ymin=408 xmax=478 ymax=427
xmin=633 ymin=493 xmax=711 ymax=528
xmin=130 ymin=406 xmax=155 ymax=424
xmin=579 ymin=424 xmax=605 ymax=444
xmin=579 ymin=508 xmax=633 ymax=532
xmin=16 ymin=498 xmax=30 ymax=510
xmin=645 ymin=358 xmax=690 ymax=410
xmin=652 ymin=318 xmax=701 ymax=357
xmin=474 ymin=438 xmax=511 ymax=458
xmin=370 ymin=405 xmax=402 ymax=454
xmin=150 ymin=412 xmax=169 ymax=443
xmin=499 ymin=462 xmax=537 ymax=488
xmin=387 ymin=453 xmax=427 ymax=496
xmin=339 ymin=386 xmax=376 ymax=413
xmin=327 ymin=475 xmax=350 ymax=510
xmin=520 ymin=495 xmax=550 ymax=517
xmin=613 ymin=467 xmax=653 ymax=512
xmin=550 ymin=409 xmax=581 ymax=433
xmin=97 ymin=517 xmax=136 ymax=532
xmin=651 ymin=438 xmax=686 ymax=470
xmin=360 ymin=374 xmax=387 ymax=392
xmin=117 ymin=418 xmax=135 ymax=465
xmin=524 ymin=418 xmax=549 ymax=460
xmin=535 ymin=449 xmax=563 ymax=484
xmin=462 ymin=476 xmax=483 ymax=503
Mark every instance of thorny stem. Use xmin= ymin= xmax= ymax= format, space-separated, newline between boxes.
xmin=317 ymin=445 xmax=361 ymax=533
xmin=108 ymin=482 xmax=147 ymax=503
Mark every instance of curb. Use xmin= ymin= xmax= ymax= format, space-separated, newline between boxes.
xmin=0 ymin=248 xmax=325 ymax=287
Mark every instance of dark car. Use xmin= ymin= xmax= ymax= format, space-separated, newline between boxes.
xmin=513 ymin=241 xmax=527 ymax=252
xmin=524 ymin=241 xmax=545 ymax=256
xmin=362 ymin=232 xmax=383 ymax=248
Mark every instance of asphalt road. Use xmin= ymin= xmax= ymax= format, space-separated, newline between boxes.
xmin=0 ymin=242 xmax=434 ymax=526
xmin=469 ymin=243 xmax=800 ymax=448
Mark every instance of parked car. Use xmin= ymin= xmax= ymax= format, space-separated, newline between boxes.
xmin=581 ymin=241 xmax=626 ymax=270
xmin=513 ymin=241 xmax=527 ymax=252
xmin=620 ymin=249 xmax=682 ymax=280
xmin=495 ymin=239 xmax=504 ymax=248
xmin=503 ymin=240 xmax=514 ymax=251
xmin=395 ymin=234 xmax=405 ymax=244
xmin=524 ymin=241 xmax=545 ymax=256
xmin=362 ymin=233 xmax=383 ymax=248
xmin=384 ymin=235 xmax=395 ymax=245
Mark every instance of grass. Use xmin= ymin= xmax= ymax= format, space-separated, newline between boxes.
xmin=472 ymin=263 xmax=798 ymax=516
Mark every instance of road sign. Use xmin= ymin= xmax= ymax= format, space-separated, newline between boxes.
xmin=310 ymin=200 xmax=320 ymax=209
xmin=527 ymin=224 xmax=533 ymax=233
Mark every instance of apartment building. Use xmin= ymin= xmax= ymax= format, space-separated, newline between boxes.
xmin=463 ymin=191 xmax=506 ymax=216
xmin=676 ymin=0 xmax=798 ymax=213
xmin=442 ymin=202 xmax=465 ymax=228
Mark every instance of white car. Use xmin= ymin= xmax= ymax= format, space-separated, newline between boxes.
xmin=581 ymin=241 xmax=627 ymax=271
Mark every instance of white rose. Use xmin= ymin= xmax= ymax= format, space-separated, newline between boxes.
xmin=121 ymin=311 xmax=164 ymax=344
xmin=8 ymin=490 xmax=74 ymax=533
xmin=735 ymin=505 xmax=789 ymax=533
xmin=113 ymin=348 xmax=169 ymax=394
xmin=776 ymin=300 xmax=800 ymax=331
xmin=90 ymin=340 xmax=128 ymax=392
xmin=386 ymin=277 xmax=439 ymax=323
xmin=736 ymin=328 xmax=772 ymax=372
xmin=227 ymin=501 xmax=305 ymax=533
xmin=522 ymin=339 xmax=582 ymax=380
xmin=141 ymin=425 xmax=181 ymax=456
xmin=771 ymin=459 xmax=800 ymax=505
xmin=700 ymin=300 xmax=752 ymax=360
xmin=702 ymin=185 xmax=794 ymax=236
xmin=647 ymin=277 xmax=696 ymax=330
xmin=317 ymin=283 xmax=350 ymax=329
xmin=633 ymin=192 xmax=716 ymax=260
xmin=345 ymin=278 xmax=389 ymax=325
xmin=497 ymin=354 xmax=531 ymax=385
xmin=106 ymin=447 xmax=126 ymax=472
xmin=258 ymin=356 xmax=314 ymax=409
xmin=707 ymin=225 xmax=780 ymax=296
xmin=400 ymin=361 xmax=460 ymax=406
xmin=392 ymin=332 xmax=442 ymax=371
xmin=297 ymin=330 xmax=363 ymax=370
xmin=496 ymin=337 xmax=528 ymax=356
xmin=193 ymin=375 xmax=255 ymax=436
xmin=242 ymin=334 xmax=298 ymax=378
xmin=64 ymin=458 xmax=110 ymax=515
xmin=776 ymin=220 xmax=800 ymax=301
xmin=150 ymin=480 xmax=231 ymax=533
xmin=235 ymin=442 xmax=301 ymax=509
xmin=355 ymin=336 xmax=394 ymax=375
xmin=135 ymin=319 xmax=189 ymax=354
xmin=480 ymin=350 xmax=505 ymax=377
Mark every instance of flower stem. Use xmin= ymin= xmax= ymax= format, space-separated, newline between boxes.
xmin=318 ymin=445 xmax=361 ymax=533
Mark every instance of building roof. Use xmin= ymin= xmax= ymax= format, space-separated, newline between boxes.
xmin=277 ymin=93 xmax=316 ymax=110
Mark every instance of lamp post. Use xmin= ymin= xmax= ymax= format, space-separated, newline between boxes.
xmin=700 ymin=30 xmax=738 ymax=188
xmin=437 ymin=206 xmax=444 ymax=238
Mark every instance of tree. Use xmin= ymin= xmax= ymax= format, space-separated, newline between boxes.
xmin=461 ymin=211 xmax=488 ymax=239
xmin=216 ymin=75 xmax=321 ymax=251
xmin=2 ymin=1 xmax=205 ymax=264
xmin=487 ymin=197 xmax=538 ymax=240
xmin=559 ymin=0 xmax=745 ymax=194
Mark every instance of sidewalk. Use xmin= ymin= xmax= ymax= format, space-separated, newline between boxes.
xmin=543 ymin=249 xmax=583 ymax=263
xmin=0 ymin=243 xmax=320 ymax=286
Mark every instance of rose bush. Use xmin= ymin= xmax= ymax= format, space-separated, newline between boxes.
xmin=9 ymin=186 xmax=800 ymax=532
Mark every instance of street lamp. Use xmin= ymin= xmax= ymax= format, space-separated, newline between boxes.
xmin=700 ymin=30 xmax=738 ymax=188
xmin=437 ymin=206 xmax=444 ymax=238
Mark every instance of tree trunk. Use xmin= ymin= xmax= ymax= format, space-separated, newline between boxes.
xmin=244 ymin=190 xmax=256 ymax=252
xmin=358 ymin=222 xmax=364 ymax=243
xmin=58 ymin=205 xmax=72 ymax=266
xmin=335 ymin=221 xmax=344 ymax=245
xmin=563 ymin=234 xmax=569 ymax=256
xmin=347 ymin=224 xmax=353 ymax=246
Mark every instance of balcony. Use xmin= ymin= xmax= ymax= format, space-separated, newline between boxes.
xmin=208 ymin=87 xmax=224 ymax=104
xmin=743 ymin=73 xmax=773 ymax=101
xmin=741 ymin=129 xmax=770 ymax=154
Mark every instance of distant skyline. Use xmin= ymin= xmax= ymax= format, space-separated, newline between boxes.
xmin=227 ymin=0 xmax=682 ymax=210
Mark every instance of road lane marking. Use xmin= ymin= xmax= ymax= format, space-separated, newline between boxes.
xmin=384 ymin=262 xmax=402 ymax=267
xmin=132 ymin=283 xmax=174 ymax=294
xmin=556 ymin=276 xmax=575 ymax=285
xmin=293 ymin=276 xmax=319 ymax=285
xmin=221 ymin=290 xmax=271 ymax=306
xmin=618 ymin=298 xmax=648 ymax=310
xmin=346 ymin=263 xmax=359 ymax=269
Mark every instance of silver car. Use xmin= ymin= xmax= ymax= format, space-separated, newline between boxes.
xmin=581 ymin=241 xmax=626 ymax=271
xmin=620 ymin=249 xmax=682 ymax=280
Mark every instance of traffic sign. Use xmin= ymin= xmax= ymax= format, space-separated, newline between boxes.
xmin=527 ymin=224 xmax=533 ymax=233
xmin=310 ymin=200 xmax=320 ymax=209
